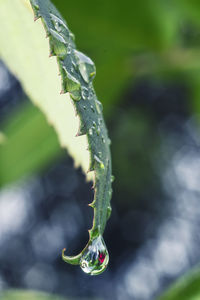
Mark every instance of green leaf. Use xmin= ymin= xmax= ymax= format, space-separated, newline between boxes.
xmin=1 ymin=290 xmax=66 ymax=300
xmin=157 ymin=267 xmax=200 ymax=300
xmin=0 ymin=0 xmax=112 ymax=274
xmin=0 ymin=102 xmax=64 ymax=187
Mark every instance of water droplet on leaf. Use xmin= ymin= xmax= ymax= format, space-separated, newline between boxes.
xmin=82 ymin=87 xmax=89 ymax=100
xmin=49 ymin=29 xmax=68 ymax=57
xmin=107 ymin=206 xmax=112 ymax=220
xmin=94 ymin=155 xmax=105 ymax=169
xmin=50 ymin=13 xmax=68 ymax=32
xmin=63 ymin=67 xmax=81 ymax=100
xmin=74 ymin=50 xmax=96 ymax=83
xmin=89 ymin=128 xmax=93 ymax=136
xmin=80 ymin=235 xmax=109 ymax=275
xmin=90 ymin=105 xmax=95 ymax=112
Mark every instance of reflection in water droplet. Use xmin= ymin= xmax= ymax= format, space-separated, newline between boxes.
xmin=50 ymin=13 xmax=68 ymax=32
xmin=63 ymin=67 xmax=81 ymax=100
xmin=74 ymin=50 xmax=96 ymax=83
xmin=82 ymin=87 xmax=89 ymax=100
xmin=80 ymin=235 xmax=109 ymax=275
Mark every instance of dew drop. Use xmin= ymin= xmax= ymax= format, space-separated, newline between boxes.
xmin=67 ymin=45 xmax=72 ymax=54
xmin=74 ymin=50 xmax=96 ymax=83
xmin=95 ymin=99 xmax=103 ymax=114
xmin=49 ymin=29 xmax=68 ymax=57
xmin=111 ymin=175 xmax=115 ymax=183
xmin=102 ymin=136 xmax=106 ymax=143
xmin=83 ymin=105 xmax=86 ymax=110
xmin=50 ymin=28 xmax=66 ymax=44
xmin=50 ymin=13 xmax=68 ymax=32
xmin=81 ymin=87 xmax=89 ymax=100
xmin=69 ymin=32 xmax=75 ymax=41
xmin=89 ymin=128 xmax=93 ymax=136
xmin=90 ymin=105 xmax=95 ymax=112
xmin=63 ymin=67 xmax=81 ymax=100
xmin=80 ymin=235 xmax=109 ymax=275
xmin=107 ymin=206 xmax=112 ymax=220
xmin=94 ymin=155 xmax=105 ymax=169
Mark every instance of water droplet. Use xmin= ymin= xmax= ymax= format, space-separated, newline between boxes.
xmin=90 ymin=105 xmax=95 ymax=112
xmin=63 ymin=67 xmax=81 ymax=100
xmin=67 ymin=45 xmax=72 ymax=54
xmin=74 ymin=50 xmax=96 ymax=83
xmin=98 ymin=118 xmax=103 ymax=126
xmin=83 ymin=105 xmax=86 ymax=110
xmin=95 ymin=99 xmax=102 ymax=114
xmin=49 ymin=29 xmax=68 ymax=57
xmin=69 ymin=32 xmax=75 ymax=41
xmin=50 ymin=28 xmax=66 ymax=44
xmin=80 ymin=235 xmax=109 ymax=275
xmin=89 ymin=128 xmax=93 ymax=136
xmin=50 ymin=13 xmax=68 ymax=32
xmin=94 ymin=155 xmax=104 ymax=169
xmin=111 ymin=175 xmax=115 ymax=183
xmin=107 ymin=206 xmax=112 ymax=220
xmin=81 ymin=87 xmax=89 ymax=100
xmin=97 ymin=126 xmax=101 ymax=135
xmin=102 ymin=136 xmax=106 ymax=143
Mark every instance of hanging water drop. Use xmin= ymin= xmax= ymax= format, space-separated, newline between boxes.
xmin=80 ymin=235 xmax=109 ymax=275
xmin=74 ymin=50 xmax=96 ymax=83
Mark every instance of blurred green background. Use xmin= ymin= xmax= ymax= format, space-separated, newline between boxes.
xmin=1 ymin=0 xmax=200 ymax=299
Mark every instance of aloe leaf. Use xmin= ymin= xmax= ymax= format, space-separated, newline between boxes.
xmin=0 ymin=0 xmax=112 ymax=274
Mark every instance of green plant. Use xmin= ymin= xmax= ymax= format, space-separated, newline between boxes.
xmin=0 ymin=0 xmax=112 ymax=275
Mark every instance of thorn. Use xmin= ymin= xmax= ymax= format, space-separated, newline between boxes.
xmin=34 ymin=16 xmax=40 ymax=22
xmin=60 ymin=90 xmax=65 ymax=95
